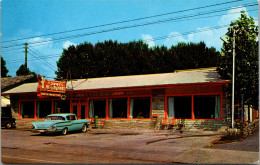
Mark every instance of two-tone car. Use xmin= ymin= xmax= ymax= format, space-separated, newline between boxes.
xmin=31 ymin=113 xmax=90 ymax=135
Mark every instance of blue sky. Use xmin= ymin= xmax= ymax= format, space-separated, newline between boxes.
xmin=1 ymin=0 xmax=258 ymax=79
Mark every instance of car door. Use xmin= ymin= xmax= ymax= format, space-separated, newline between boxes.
xmin=69 ymin=115 xmax=81 ymax=131
xmin=64 ymin=115 xmax=73 ymax=131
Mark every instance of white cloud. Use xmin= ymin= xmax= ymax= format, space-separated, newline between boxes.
xmin=28 ymin=37 xmax=53 ymax=50
xmin=253 ymin=17 xmax=259 ymax=27
xmin=188 ymin=27 xmax=224 ymax=49
xmin=164 ymin=32 xmax=187 ymax=48
xmin=218 ymin=6 xmax=248 ymax=26
xmin=163 ymin=6 xmax=253 ymax=50
xmin=63 ymin=41 xmax=76 ymax=49
xmin=141 ymin=34 xmax=155 ymax=48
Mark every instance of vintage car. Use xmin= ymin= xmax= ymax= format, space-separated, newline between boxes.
xmin=31 ymin=113 xmax=90 ymax=135
xmin=1 ymin=107 xmax=16 ymax=129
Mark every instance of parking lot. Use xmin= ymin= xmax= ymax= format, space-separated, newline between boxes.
xmin=1 ymin=128 xmax=259 ymax=164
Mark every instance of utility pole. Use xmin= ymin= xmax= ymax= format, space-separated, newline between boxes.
xmin=24 ymin=43 xmax=28 ymax=74
xmin=232 ymin=30 xmax=235 ymax=128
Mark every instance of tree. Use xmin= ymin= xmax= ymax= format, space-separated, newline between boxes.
xmin=56 ymin=40 xmax=220 ymax=79
xmin=16 ymin=64 xmax=28 ymax=76
xmin=56 ymin=42 xmax=95 ymax=79
xmin=169 ymin=42 xmax=220 ymax=70
xmin=16 ymin=64 xmax=38 ymax=81
xmin=217 ymin=11 xmax=259 ymax=109
xmin=1 ymin=57 xmax=9 ymax=77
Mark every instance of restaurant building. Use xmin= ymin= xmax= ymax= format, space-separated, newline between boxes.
xmin=2 ymin=68 xmax=233 ymax=130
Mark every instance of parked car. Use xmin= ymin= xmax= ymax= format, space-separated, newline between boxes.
xmin=1 ymin=107 xmax=16 ymax=129
xmin=31 ymin=113 xmax=90 ymax=135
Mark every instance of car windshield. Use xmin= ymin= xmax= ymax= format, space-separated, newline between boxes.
xmin=45 ymin=116 xmax=65 ymax=120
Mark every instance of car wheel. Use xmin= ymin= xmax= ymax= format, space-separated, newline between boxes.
xmin=81 ymin=125 xmax=87 ymax=133
xmin=5 ymin=123 xmax=12 ymax=129
xmin=61 ymin=128 xmax=68 ymax=135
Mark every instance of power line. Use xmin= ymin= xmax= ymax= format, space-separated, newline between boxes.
xmin=4 ymin=24 xmax=245 ymax=65
xmin=28 ymin=4 xmax=259 ymax=47
xmin=7 ymin=54 xmax=60 ymax=63
xmin=144 ymin=8 xmax=258 ymax=42
xmin=29 ymin=47 xmax=58 ymax=66
xmin=3 ymin=3 xmax=257 ymax=50
xmin=147 ymin=25 xmax=230 ymax=42
xmin=1 ymin=46 xmax=24 ymax=53
xmin=1 ymin=0 xmax=243 ymax=44
xmin=1 ymin=50 xmax=23 ymax=55
xmin=28 ymin=52 xmax=57 ymax=71
xmin=28 ymin=48 xmax=57 ymax=70
xmin=4 ymin=8 xmax=258 ymax=65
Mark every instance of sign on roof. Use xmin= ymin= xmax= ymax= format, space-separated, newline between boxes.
xmin=37 ymin=75 xmax=66 ymax=97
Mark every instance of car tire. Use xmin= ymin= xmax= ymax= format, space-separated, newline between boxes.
xmin=5 ymin=123 xmax=12 ymax=129
xmin=81 ymin=125 xmax=87 ymax=133
xmin=61 ymin=128 xmax=68 ymax=135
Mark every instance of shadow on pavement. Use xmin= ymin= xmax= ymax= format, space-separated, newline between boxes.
xmin=207 ymin=131 xmax=259 ymax=152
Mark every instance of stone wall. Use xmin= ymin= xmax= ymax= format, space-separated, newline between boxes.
xmin=151 ymin=89 xmax=165 ymax=116
xmin=101 ymin=119 xmax=151 ymax=129
xmin=182 ymin=120 xmax=228 ymax=131
xmin=222 ymin=92 xmax=231 ymax=128
xmin=10 ymin=96 xmax=19 ymax=119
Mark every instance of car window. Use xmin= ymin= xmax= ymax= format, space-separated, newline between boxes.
xmin=57 ymin=116 xmax=65 ymax=120
xmin=66 ymin=116 xmax=70 ymax=121
xmin=45 ymin=116 xmax=65 ymax=120
xmin=70 ymin=115 xmax=77 ymax=120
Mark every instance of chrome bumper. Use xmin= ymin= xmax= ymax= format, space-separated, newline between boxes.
xmin=31 ymin=129 xmax=58 ymax=133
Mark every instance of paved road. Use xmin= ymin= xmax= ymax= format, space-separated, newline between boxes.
xmin=1 ymin=129 xmax=259 ymax=164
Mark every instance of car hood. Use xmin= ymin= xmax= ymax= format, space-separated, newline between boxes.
xmin=32 ymin=120 xmax=65 ymax=129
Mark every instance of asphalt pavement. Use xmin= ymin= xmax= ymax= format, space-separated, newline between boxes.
xmin=1 ymin=128 xmax=259 ymax=164
xmin=208 ymin=130 xmax=259 ymax=152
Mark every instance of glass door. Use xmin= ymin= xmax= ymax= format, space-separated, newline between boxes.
xmin=81 ymin=105 xmax=86 ymax=119
xmin=73 ymin=105 xmax=78 ymax=118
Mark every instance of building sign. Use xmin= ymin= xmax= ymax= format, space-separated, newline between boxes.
xmin=37 ymin=75 xmax=66 ymax=97
xmin=112 ymin=91 xmax=124 ymax=96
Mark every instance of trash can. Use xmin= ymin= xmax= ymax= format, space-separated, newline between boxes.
xmin=94 ymin=116 xmax=98 ymax=128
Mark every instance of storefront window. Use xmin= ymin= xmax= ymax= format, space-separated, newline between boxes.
xmin=194 ymin=95 xmax=220 ymax=119
xmin=21 ymin=101 xmax=35 ymax=118
xmin=130 ymin=97 xmax=150 ymax=118
xmin=53 ymin=100 xmax=70 ymax=113
xmin=37 ymin=101 xmax=52 ymax=118
xmin=89 ymin=99 xmax=106 ymax=118
xmin=109 ymin=98 xmax=127 ymax=118
xmin=167 ymin=96 xmax=192 ymax=119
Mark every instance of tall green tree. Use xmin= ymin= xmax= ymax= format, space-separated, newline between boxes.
xmin=56 ymin=42 xmax=95 ymax=79
xmin=16 ymin=64 xmax=38 ymax=81
xmin=170 ymin=42 xmax=220 ymax=70
xmin=217 ymin=11 xmax=259 ymax=109
xmin=56 ymin=40 xmax=220 ymax=80
xmin=1 ymin=57 xmax=9 ymax=77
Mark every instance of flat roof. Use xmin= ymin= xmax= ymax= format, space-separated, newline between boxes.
xmin=2 ymin=68 xmax=229 ymax=95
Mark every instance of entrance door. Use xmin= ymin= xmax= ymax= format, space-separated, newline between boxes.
xmin=81 ymin=105 xmax=86 ymax=119
xmin=73 ymin=105 xmax=78 ymax=117
xmin=72 ymin=105 xmax=87 ymax=119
